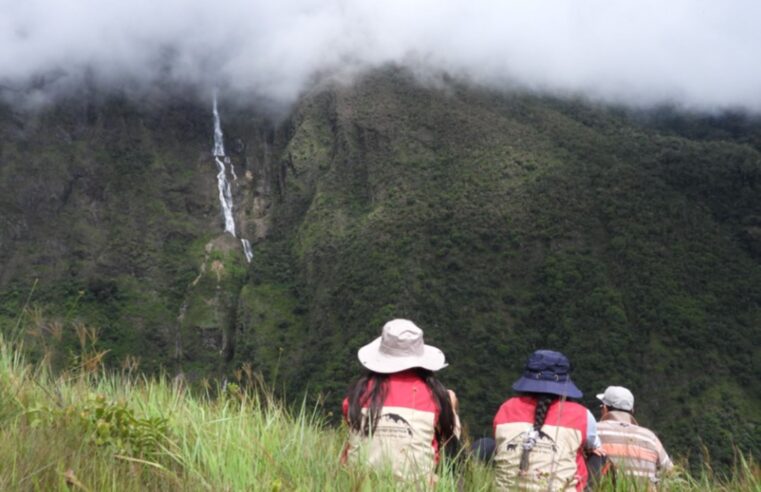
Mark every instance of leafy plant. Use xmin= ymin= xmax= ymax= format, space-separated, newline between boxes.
xmin=27 ymin=393 xmax=169 ymax=459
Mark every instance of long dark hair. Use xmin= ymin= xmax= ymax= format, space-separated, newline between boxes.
xmin=519 ymin=394 xmax=557 ymax=472
xmin=345 ymin=369 xmax=458 ymax=450
xmin=346 ymin=371 xmax=388 ymax=435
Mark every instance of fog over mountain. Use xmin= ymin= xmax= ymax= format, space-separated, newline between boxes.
xmin=2 ymin=0 xmax=760 ymax=110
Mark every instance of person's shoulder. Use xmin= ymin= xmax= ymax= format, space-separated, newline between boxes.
xmin=596 ymin=418 xmax=618 ymax=428
xmin=494 ymin=396 xmax=524 ymax=415
xmin=496 ymin=396 xmax=518 ymax=409
xmin=634 ymin=423 xmax=663 ymax=441
xmin=500 ymin=395 xmax=523 ymax=404
xmin=558 ymin=400 xmax=592 ymax=415
xmin=611 ymin=421 xmax=664 ymax=444
xmin=566 ymin=400 xmax=589 ymax=410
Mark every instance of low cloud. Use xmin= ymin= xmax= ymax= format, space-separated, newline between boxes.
xmin=1 ymin=0 xmax=760 ymax=112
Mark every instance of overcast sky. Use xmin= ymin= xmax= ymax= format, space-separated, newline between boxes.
xmin=1 ymin=0 xmax=760 ymax=112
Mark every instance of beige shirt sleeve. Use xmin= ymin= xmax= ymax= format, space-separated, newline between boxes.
xmin=448 ymin=389 xmax=462 ymax=438
xmin=656 ymin=436 xmax=673 ymax=471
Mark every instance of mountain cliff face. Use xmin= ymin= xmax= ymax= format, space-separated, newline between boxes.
xmin=1 ymin=69 xmax=760 ymax=467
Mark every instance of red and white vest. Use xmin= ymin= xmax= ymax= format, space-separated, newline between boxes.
xmin=493 ymin=396 xmax=589 ymax=491
xmin=342 ymin=371 xmax=440 ymax=481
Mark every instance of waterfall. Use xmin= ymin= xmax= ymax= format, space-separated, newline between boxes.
xmin=212 ymin=94 xmax=225 ymax=157
xmin=214 ymin=156 xmax=236 ymax=236
xmin=212 ymin=91 xmax=252 ymax=263
xmin=241 ymin=239 xmax=254 ymax=263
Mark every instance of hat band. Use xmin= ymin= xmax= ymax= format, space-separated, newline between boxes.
xmin=529 ymin=371 xmax=570 ymax=382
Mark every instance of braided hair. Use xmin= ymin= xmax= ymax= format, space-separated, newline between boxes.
xmin=519 ymin=394 xmax=556 ymax=472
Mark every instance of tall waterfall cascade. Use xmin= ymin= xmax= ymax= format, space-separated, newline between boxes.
xmin=212 ymin=92 xmax=253 ymax=263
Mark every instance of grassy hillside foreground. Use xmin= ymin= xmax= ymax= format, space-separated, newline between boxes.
xmin=0 ymin=335 xmax=757 ymax=491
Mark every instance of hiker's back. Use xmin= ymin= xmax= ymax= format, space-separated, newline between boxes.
xmin=342 ymin=319 xmax=459 ymax=484
xmin=345 ymin=371 xmax=439 ymax=480
xmin=494 ymin=396 xmax=589 ymax=491
xmin=597 ymin=417 xmax=669 ymax=486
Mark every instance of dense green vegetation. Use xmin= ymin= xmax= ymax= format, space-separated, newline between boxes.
xmin=0 ymin=332 xmax=758 ymax=490
xmin=1 ymin=68 xmax=760 ymax=472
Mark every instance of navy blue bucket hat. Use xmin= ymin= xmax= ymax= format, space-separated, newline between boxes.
xmin=512 ymin=349 xmax=583 ymax=399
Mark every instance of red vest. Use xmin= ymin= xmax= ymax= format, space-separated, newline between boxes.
xmin=342 ymin=371 xmax=440 ymax=480
xmin=493 ymin=396 xmax=589 ymax=491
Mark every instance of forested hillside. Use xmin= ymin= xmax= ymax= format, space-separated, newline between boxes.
xmin=1 ymin=68 xmax=760 ymax=468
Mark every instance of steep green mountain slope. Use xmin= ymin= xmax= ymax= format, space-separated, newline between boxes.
xmin=1 ymin=69 xmax=760 ymax=467
xmin=1 ymin=93 xmax=212 ymax=368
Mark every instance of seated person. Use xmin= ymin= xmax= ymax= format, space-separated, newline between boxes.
xmin=341 ymin=319 xmax=460 ymax=482
xmin=493 ymin=350 xmax=601 ymax=491
xmin=596 ymin=386 xmax=673 ymax=486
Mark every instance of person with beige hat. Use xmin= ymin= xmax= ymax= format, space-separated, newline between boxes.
xmin=341 ymin=319 xmax=461 ymax=482
xmin=596 ymin=386 xmax=673 ymax=486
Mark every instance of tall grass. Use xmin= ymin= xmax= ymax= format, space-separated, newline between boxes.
xmin=0 ymin=333 xmax=756 ymax=491
xmin=0 ymin=333 xmax=490 ymax=491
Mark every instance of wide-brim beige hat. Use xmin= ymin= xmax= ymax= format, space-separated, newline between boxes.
xmin=358 ymin=319 xmax=447 ymax=374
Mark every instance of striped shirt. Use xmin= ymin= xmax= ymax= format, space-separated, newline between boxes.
xmin=597 ymin=411 xmax=673 ymax=485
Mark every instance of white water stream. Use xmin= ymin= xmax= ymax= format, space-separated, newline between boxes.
xmin=212 ymin=92 xmax=253 ymax=263
xmin=241 ymin=239 xmax=253 ymax=261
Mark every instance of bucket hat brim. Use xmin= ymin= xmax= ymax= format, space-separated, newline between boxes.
xmin=512 ymin=376 xmax=583 ymax=399
xmin=358 ymin=336 xmax=448 ymax=374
